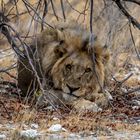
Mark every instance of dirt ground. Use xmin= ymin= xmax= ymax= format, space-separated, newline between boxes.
xmin=0 ymin=41 xmax=140 ymax=139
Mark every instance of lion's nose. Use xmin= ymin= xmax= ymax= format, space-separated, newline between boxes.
xmin=67 ymin=84 xmax=80 ymax=93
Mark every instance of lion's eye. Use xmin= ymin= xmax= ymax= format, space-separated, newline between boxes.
xmin=85 ymin=68 xmax=92 ymax=73
xmin=66 ymin=64 xmax=72 ymax=70
xmin=59 ymin=40 xmax=64 ymax=45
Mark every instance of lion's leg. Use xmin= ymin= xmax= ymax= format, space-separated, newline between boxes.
xmin=87 ymin=92 xmax=110 ymax=108
xmin=36 ymin=89 xmax=66 ymax=107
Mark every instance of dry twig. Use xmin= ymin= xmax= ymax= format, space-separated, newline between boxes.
xmin=0 ymin=100 xmax=11 ymax=119
xmin=113 ymin=0 xmax=140 ymax=30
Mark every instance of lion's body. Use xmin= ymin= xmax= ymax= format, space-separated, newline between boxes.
xmin=18 ymin=21 xmax=110 ymax=111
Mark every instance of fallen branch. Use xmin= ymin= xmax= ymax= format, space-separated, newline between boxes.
xmin=124 ymin=86 xmax=140 ymax=94
xmin=0 ymin=100 xmax=11 ymax=119
xmin=112 ymin=73 xmax=133 ymax=91
xmin=0 ymin=80 xmax=17 ymax=88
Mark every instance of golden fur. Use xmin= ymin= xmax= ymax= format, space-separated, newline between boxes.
xmin=18 ymin=21 xmax=110 ymax=111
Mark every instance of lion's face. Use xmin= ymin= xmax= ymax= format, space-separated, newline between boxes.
xmin=18 ymin=21 xmax=110 ymax=108
xmin=39 ymin=22 xmax=110 ymax=102
xmin=62 ymin=52 xmax=94 ymax=90
xmin=51 ymin=48 xmax=104 ymax=101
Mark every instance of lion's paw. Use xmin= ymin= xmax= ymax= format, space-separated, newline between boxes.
xmin=73 ymin=99 xmax=102 ymax=112
xmin=86 ymin=92 xmax=109 ymax=108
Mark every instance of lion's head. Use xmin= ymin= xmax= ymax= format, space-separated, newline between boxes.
xmin=39 ymin=23 xmax=110 ymax=102
xmin=18 ymin=21 xmax=110 ymax=106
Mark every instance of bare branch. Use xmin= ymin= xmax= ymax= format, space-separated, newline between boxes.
xmin=0 ymin=23 xmax=26 ymax=58
xmin=50 ymin=0 xmax=59 ymax=21
xmin=112 ymin=73 xmax=133 ymax=92
xmin=129 ymin=23 xmax=140 ymax=60
xmin=0 ymin=100 xmax=11 ymax=119
xmin=0 ymin=63 xmax=16 ymax=73
xmin=65 ymin=0 xmax=86 ymax=15
xmin=123 ymin=0 xmax=140 ymax=6
xmin=113 ymin=0 xmax=140 ymax=30
xmin=60 ymin=0 xmax=66 ymax=21
xmin=41 ymin=0 xmax=49 ymax=31
xmin=22 ymin=0 xmax=54 ymax=28
xmin=124 ymin=86 xmax=140 ymax=94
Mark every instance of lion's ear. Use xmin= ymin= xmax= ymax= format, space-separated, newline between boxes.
xmin=54 ymin=43 xmax=67 ymax=58
xmin=93 ymin=42 xmax=110 ymax=64
xmin=81 ymin=35 xmax=97 ymax=52
xmin=101 ymin=45 xmax=110 ymax=65
xmin=56 ymin=29 xmax=65 ymax=40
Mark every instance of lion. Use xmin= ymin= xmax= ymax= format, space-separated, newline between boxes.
xmin=17 ymin=21 xmax=110 ymax=112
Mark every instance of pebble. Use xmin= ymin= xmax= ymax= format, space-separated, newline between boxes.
xmin=132 ymin=106 xmax=139 ymax=110
xmin=20 ymin=129 xmax=40 ymax=138
xmin=48 ymin=124 xmax=66 ymax=132
xmin=0 ymin=134 xmax=6 ymax=139
xmin=53 ymin=117 xmax=59 ymax=121
xmin=22 ymin=124 xmax=28 ymax=129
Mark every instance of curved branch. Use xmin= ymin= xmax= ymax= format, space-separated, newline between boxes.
xmin=0 ymin=23 xmax=26 ymax=58
xmin=123 ymin=0 xmax=140 ymax=6
xmin=113 ymin=0 xmax=140 ymax=30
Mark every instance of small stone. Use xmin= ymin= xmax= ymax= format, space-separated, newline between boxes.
xmin=20 ymin=129 xmax=40 ymax=138
xmin=69 ymin=133 xmax=80 ymax=138
xmin=46 ymin=106 xmax=53 ymax=110
xmin=132 ymin=100 xmax=140 ymax=106
xmin=0 ymin=134 xmax=6 ymax=139
xmin=22 ymin=124 xmax=28 ymax=129
xmin=105 ymin=90 xmax=113 ymax=100
xmin=6 ymin=124 xmax=15 ymax=130
xmin=132 ymin=106 xmax=139 ymax=110
xmin=53 ymin=117 xmax=59 ymax=121
xmin=48 ymin=124 xmax=66 ymax=132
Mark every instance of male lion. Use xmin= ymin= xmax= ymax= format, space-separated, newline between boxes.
xmin=18 ymin=21 xmax=110 ymax=112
